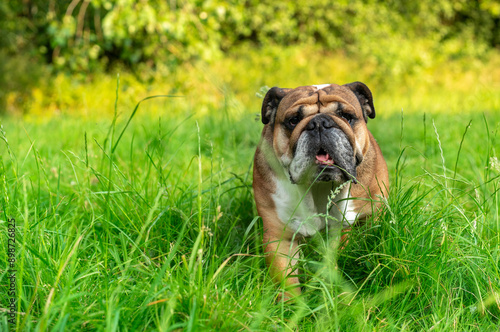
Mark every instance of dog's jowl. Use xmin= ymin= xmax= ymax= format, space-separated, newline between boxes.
xmin=252 ymin=82 xmax=389 ymax=298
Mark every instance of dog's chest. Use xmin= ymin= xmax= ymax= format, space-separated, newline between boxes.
xmin=272 ymin=178 xmax=358 ymax=237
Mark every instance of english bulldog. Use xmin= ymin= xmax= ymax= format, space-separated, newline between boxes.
xmin=252 ymin=82 xmax=389 ymax=297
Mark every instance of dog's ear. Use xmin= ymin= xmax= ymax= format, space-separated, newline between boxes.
xmin=344 ymin=82 xmax=375 ymax=122
xmin=261 ymin=87 xmax=291 ymax=125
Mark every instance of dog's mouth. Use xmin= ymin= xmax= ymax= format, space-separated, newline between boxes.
xmin=315 ymin=148 xmax=335 ymax=166
xmin=312 ymin=145 xmax=358 ymax=184
xmin=289 ymin=127 xmax=358 ymax=184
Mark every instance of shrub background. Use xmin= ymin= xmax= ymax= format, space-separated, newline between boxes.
xmin=3 ymin=0 xmax=500 ymax=70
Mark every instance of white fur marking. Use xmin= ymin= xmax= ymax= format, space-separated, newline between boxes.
xmin=272 ymin=178 xmax=323 ymax=237
xmin=312 ymin=84 xmax=331 ymax=90
xmin=272 ymin=177 xmax=357 ymax=237
xmin=342 ymin=199 xmax=359 ymax=227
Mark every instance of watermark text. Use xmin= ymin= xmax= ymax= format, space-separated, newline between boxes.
xmin=7 ymin=217 xmax=17 ymax=329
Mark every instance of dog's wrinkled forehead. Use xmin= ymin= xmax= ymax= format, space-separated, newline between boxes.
xmin=277 ymin=84 xmax=361 ymax=112
xmin=260 ymin=82 xmax=375 ymax=125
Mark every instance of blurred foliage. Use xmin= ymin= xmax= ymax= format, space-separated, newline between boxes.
xmin=2 ymin=0 xmax=500 ymax=73
xmin=1 ymin=0 xmax=500 ymax=114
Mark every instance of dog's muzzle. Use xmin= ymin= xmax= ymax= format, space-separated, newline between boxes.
xmin=292 ymin=114 xmax=357 ymax=183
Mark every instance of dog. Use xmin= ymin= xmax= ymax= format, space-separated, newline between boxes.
xmin=252 ymin=82 xmax=389 ymax=297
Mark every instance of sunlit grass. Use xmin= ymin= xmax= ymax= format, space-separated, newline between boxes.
xmin=1 ymin=79 xmax=499 ymax=330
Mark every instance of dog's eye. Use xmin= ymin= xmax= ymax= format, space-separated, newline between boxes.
xmin=288 ymin=115 xmax=301 ymax=127
xmin=340 ymin=112 xmax=356 ymax=125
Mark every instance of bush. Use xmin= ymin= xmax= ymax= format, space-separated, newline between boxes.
xmin=1 ymin=0 xmax=499 ymax=74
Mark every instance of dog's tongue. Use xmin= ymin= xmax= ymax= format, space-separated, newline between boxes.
xmin=316 ymin=153 xmax=334 ymax=165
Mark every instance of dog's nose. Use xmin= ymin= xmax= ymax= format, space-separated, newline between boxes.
xmin=306 ymin=114 xmax=335 ymax=131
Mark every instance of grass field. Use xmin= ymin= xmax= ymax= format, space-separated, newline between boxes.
xmin=1 ymin=75 xmax=500 ymax=330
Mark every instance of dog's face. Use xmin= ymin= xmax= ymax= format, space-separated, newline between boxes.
xmin=261 ymin=82 xmax=376 ymax=185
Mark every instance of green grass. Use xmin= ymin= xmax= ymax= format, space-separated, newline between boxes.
xmin=1 ymin=90 xmax=500 ymax=331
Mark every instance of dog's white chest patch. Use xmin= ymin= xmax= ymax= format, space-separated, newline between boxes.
xmin=272 ymin=178 xmax=358 ymax=237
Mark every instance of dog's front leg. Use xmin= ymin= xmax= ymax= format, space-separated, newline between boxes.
xmin=263 ymin=223 xmax=301 ymax=299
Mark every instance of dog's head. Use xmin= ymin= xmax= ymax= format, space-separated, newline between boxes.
xmin=261 ymin=82 xmax=376 ymax=184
